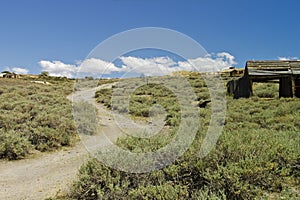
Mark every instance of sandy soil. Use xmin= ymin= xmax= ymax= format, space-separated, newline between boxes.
xmin=0 ymin=143 xmax=88 ymax=199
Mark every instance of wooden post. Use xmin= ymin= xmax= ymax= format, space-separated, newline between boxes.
xmin=279 ymin=77 xmax=293 ymax=98
xmin=294 ymin=79 xmax=300 ymax=98
xmin=249 ymin=79 xmax=253 ymax=96
xmin=233 ymin=79 xmax=239 ymax=99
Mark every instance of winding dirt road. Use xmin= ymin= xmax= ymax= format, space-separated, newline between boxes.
xmin=0 ymin=82 xmax=162 ymax=199
xmin=0 ymin=84 xmax=118 ymax=200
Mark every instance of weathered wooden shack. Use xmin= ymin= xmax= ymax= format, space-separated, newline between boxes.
xmin=228 ymin=60 xmax=300 ymax=98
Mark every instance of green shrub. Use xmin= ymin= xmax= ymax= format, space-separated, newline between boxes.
xmin=96 ymin=80 xmax=182 ymax=127
xmin=128 ymin=183 xmax=189 ymax=199
xmin=0 ymin=79 xmax=77 ymax=159
xmin=0 ymin=130 xmax=31 ymax=160
xmin=73 ymin=101 xmax=98 ymax=135
xmin=191 ymin=187 xmax=226 ymax=200
xmin=95 ymin=88 xmax=112 ymax=108
xmin=253 ymin=83 xmax=278 ymax=98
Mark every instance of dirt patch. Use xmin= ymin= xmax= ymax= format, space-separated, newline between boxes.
xmin=0 ymin=143 xmax=88 ymax=199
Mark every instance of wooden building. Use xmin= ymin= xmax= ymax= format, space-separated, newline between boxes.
xmin=227 ymin=60 xmax=300 ymax=98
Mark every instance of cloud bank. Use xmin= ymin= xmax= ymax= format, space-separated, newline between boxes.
xmin=3 ymin=67 xmax=29 ymax=74
xmin=78 ymin=58 xmax=125 ymax=74
xmin=38 ymin=52 xmax=237 ymax=78
xmin=12 ymin=67 xmax=29 ymax=74
xmin=278 ymin=56 xmax=299 ymax=61
xmin=38 ymin=60 xmax=77 ymax=78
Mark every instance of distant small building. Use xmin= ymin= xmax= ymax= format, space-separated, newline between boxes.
xmin=221 ymin=68 xmax=244 ymax=77
xmin=2 ymin=72 xmax=20 ymax=79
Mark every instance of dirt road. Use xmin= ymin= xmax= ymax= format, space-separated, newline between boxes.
xmin=0 ymin=143 xmax=88 ymax=199
xmin=0 ymin=84 xmax=118 ymax=200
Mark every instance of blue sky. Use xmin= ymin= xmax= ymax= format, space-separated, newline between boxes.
xmin=1 ymin=0 xmax=300 ymax=76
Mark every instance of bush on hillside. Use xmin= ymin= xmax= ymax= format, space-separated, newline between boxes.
xmin=0 ymin=79 xmax=77 ymax=160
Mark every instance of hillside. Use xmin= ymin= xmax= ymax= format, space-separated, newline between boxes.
xmin=0 ymin=74 xmax=299 ymax=199
xmin=58 ymin=73 xmax=299 ymax=199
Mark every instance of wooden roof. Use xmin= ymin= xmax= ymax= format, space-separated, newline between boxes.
xmin=245 ymin=60 xmax=300 ymax=78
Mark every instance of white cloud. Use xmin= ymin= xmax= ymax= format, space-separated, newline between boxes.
xmin=12 ymin=67 xmax=29 ymax=74
xmin=119 ymin=56 xmax=177 ymax=76
xmin=38 ymin=60 xmax=77 ymax=78
xmin=2 ymin=66 xmax=29 ymax=74
xmin=216 ymin=52 xmax=236 ymax=65
xmin=78 ymin=58 xmax=123 ymax=75
xmin=182 ymin=52 xmax=237 ymax=72
xmin=38 ymin=52 xmax=236 ymax=78
xmin=119 ymin=52 xmax=236 ymax=76
xmin=278 ymin=56 xmax=299 ymax=61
